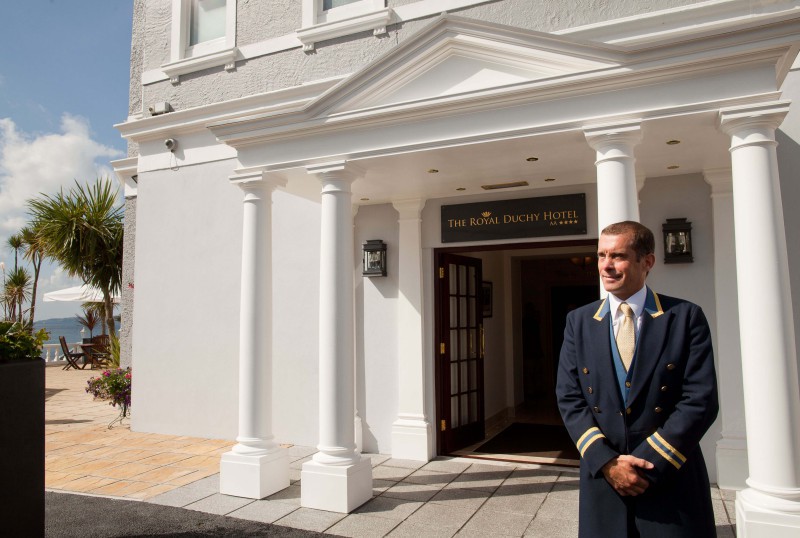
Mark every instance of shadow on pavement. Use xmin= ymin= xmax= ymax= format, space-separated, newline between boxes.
xmin=46 ymin=491 xmax=337 ymax=537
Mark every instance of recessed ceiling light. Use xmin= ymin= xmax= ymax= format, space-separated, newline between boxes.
xmin=427 ymin=169 xmax=439 ymax=174
xmin=456 ymin=187 xmax=466 ymax=191
xmin=667 ymin=165 xmax=680 ymax=170
xmin=481 ymin=181 xmax=529 ymax=190
xmin=526 ymin=157 xmax=539 ymax=162
xmin=545 ymin=178 xmax=556 ymax=182
xmin=666 ymin=140 xmax=681 ymax=145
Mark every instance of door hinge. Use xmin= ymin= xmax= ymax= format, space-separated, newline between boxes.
xmin=440 ymin=342 xmax=445 ymax=355
xmin=439 ymin=267 xmax=445 ymax=278
xmin=440 ymin=419 xmax=446 ymax=431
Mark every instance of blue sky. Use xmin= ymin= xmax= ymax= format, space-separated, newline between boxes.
xmin=0 ymin=1 xmax=134 ymax=320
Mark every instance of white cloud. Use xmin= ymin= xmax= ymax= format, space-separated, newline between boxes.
xmin=0 ymin=114 xmax=123 ymax=250
xmin=0 ymin=114 xmax=124 ymax=321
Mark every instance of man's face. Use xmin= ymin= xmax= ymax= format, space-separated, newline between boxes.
xmin=597 ymin=232 xmax=655 ymax=300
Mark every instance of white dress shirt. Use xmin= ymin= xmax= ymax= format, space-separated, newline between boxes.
xmin=608 ymin=285 xmax=647 ymax=339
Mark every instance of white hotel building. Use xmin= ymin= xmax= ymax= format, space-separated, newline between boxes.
xmin=114 ymin=0 xmax=800 ymax=533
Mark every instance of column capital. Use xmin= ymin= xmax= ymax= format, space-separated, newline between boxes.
xmin=392 ymin=199 xmax=426 ymax=220
xmin=229 ymin=171 xmax=287 ymax=192
xmin=306 ymin=160 xmax=364 ymax=183
xmin=718 ymin=101 xmax=790 ymax=139
xmin=584 ymin=120 xmax=642 ymax=152
xmin=703 ymin=168 xmax=733 ymax=196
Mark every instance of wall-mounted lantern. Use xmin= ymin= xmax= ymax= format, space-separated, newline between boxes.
xmin=662 ymin=218 xmax=693 ymax=264
xmin=362 ymin=239 xmax=387 ymax=277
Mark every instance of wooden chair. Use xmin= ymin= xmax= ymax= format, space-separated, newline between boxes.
xmin=89 ymin=335 xmax=111 ymax=368
xmin=59 ymin=336 xmax=88 ymax=370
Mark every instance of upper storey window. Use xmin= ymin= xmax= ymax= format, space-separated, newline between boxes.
xmin=298 ymin=0 xmax=392 ymax=51
xmin=164 ymin=0 xmax=237 ymax=84
xmin=189 ymin=0 xmax=227 ymax=47
xmin=322 ymin=0 xmax=361 ymax=9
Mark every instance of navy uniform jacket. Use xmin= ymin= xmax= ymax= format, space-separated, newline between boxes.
xmin=556 ymin=288 xmax=719 ymax=537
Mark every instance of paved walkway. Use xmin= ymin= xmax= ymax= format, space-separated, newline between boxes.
xmin=45 ymin=366 xmax=737 ymax=537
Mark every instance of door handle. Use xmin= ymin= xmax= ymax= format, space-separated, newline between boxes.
xmin=480 ymin=325 xmax=485 ymax=357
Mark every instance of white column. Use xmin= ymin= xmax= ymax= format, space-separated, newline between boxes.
xmin=719 ymin=102 xmax=800 ymax=537
xmin=704 ymin=168 xmax=748 ymax=490
xmin=391 ymin=199 xmax=434 ymax=461
xmin=301 ymin=161 xmax=372 ymax=513
xmin=585 ymin=121 xmax=642 ymax=231
xmin=220 ymin=172 xmax=289 ymax=499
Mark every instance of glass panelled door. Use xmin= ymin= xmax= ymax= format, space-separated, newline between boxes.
xmin=437 ymin=253 xmax=485 ymax=453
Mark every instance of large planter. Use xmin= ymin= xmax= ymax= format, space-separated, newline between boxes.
xmin=0 ymin=359 xmax=44 ymax=537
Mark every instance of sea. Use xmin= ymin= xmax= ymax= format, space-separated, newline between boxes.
xmin=33 ymin=317 xmax=120 ymax=346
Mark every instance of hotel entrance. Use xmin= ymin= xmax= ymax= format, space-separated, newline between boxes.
xmin=434 ymin=240 xmax=598 ymax=465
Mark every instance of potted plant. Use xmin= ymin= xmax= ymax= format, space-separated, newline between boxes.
xmin=86 ymin=367 xmax=131 ymax=428
xmin=0 ymin=321 xmax=47 ymax=537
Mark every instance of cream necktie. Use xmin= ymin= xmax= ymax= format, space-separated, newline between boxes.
xmin=617 ymin=302 xmax=636 ymax=372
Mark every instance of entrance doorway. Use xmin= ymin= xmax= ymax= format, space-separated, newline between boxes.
xmin=434 ymin=242 xmax=598 ymax=464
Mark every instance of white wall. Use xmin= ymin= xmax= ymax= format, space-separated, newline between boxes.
xmin=354 ymin=204 xmax=400 ymax=454
xmin=131 ymin=159 xmax=323 ymax=445
xmin=271 ymin=190 xmax=322 ymax=447
xmin=131 ymin=159 xmax=243 ymax=439
xmin=639 ymin=172 xmax=720 ymax=481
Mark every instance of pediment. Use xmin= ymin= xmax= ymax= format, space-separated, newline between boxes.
xmin=317 ymin=15 xmax=623 ymax=115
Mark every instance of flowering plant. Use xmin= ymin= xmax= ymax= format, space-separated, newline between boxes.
xmin=86 ymin=368 xmax=131 ymax=418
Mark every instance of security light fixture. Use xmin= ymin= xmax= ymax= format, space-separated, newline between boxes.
xmin=362 ymin=239 xmax=387 ymax=277
xmin=662 ymin=218 xmax=693 ymax=264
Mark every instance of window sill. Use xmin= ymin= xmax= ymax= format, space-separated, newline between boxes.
xmin=297 ymin=8 xmax=394 ymax=51
xmin=162 ymin=47 xmax=238 ymax=84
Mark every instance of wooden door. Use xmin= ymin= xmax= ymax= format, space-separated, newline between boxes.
xmin=436 ymin=253 xmax=485 ymax=453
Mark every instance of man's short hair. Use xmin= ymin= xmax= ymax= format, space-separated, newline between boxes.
xmin=601 ymin=221 xmax=655 ymax=260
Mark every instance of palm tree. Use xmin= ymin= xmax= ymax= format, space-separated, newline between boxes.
xmin=27 ymin=179 xmax=123 ymax=337
xmin=19 ymin=224 xmax=46 ymax=328
xmin=7 ymin=234 xmax=23 ymax=271
xmin=4 ymin=267 xmax=32 ymax=324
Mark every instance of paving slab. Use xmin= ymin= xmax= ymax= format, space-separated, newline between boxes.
xmin=228 ymin=499 xmax=299 ymax=524
xmin=327 ymin=513 xmax=402 ymax=538
xmin=275 ymin=506 xmax=347 ymax=532
xmin=183 ymin=492 xmax=255 ymax=515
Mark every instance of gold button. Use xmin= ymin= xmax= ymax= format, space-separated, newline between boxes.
xmin=625 ymin=381 xmax=631 ymax=388
xmin=661 ymin=386 xmax=668 ymax=392
xmin=583 ymin=367 xmax=589 ymax=374
xmin=666 ymin=363 xmax=676 ymax=370
xmin=655 ymin=407 xmax=663 ymax=413
xmin=588 ymin=387 xmax=593 ymax=394
xmin=593 ymin=406 xmax=601 ymax=413
xmin=626 ymin=407 xmax=632 ymax=415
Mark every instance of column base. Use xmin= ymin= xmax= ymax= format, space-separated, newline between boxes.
xmin=716 ymin=436 xmax=749 ymax=490
xmin=391 ymin=418 xmax=434 ymax=461
xmin=300 ymin=457 xmax=372 ymax=513
xmin=736 ymin=488 xmax=800 ymax=537
xmin=220 ymin=448 xmax=289 ymax=499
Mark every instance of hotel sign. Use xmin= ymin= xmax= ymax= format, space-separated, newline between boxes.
xmin=441 ymin=193 xmax=587 ymax=243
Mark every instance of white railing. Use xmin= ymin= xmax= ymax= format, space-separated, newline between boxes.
xmin=42 ymin=342 xmax=84 ymax=364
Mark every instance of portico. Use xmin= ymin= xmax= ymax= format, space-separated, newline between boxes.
xmin=116 ymin=10 xmax=800 ymax=530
